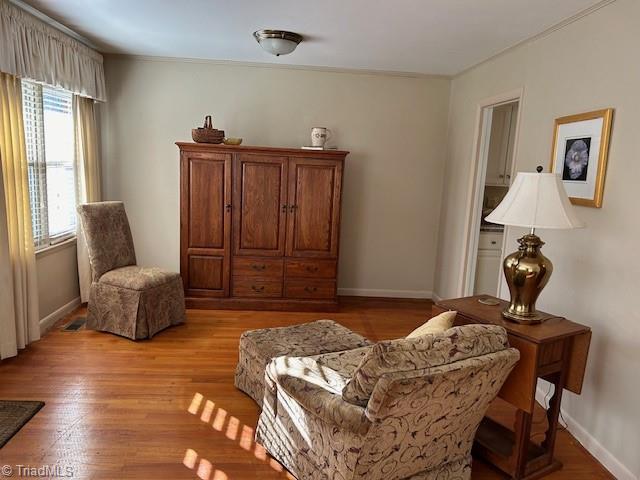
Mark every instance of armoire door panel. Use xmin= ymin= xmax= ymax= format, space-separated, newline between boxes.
xmin=188 ymin=255 xmax=224 ymax=291
xmin=188 ymin=157 xmax=225 ymax=248
xmin=234 ymin=154 xmax=288 ymax=256
xmin=286 ymin=159 xmax=342 ymax=258
xmin=295 ymin=166 xmax=333 ymax=251
xmin=180 ymin=151 xmax=231 ymax=297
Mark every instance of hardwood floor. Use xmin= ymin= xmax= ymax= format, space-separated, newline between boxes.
xmin=0 ymin=298 xmax=612 ymax=479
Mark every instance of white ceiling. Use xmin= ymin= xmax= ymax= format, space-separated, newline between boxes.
xmin=23 ymin=0 xmax=605 ymax=75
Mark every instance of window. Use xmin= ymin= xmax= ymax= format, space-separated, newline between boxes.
xmin=22 ymin=80 xmax=77 ymax=249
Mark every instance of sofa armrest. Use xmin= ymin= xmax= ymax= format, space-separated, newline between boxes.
xmin=266 ymin=356 xmax=371 ymax=435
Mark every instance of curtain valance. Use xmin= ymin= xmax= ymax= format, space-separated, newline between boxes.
xmin=0 ymin=0 xmax=106 ymax=101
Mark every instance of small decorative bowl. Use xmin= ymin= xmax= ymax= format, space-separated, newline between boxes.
xmin=223 ymin=137 xmax=243 ymax=145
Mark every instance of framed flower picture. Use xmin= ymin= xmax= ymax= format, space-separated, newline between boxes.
xmin=550 ymin=108 xmax=613 ymax=208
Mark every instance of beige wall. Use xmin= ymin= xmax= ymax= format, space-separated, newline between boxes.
xmin=435 ymin=1 xmax=639 ymax=477
xmin=101 ymin=56 xmax=450 ymax=297
xmin=35 ymin=241 xmax=80 ymax=327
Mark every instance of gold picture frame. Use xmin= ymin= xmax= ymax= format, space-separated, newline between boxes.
xmin=550 ymin=108 xmax=613 ymax=208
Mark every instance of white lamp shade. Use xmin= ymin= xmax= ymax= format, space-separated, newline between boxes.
xmin=485 ymin=172 xmax=585 ymax=229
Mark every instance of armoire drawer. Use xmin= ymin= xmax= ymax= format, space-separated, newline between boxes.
xmin=232 ymin=278 xmax=283 ymax=298
xmin=232 ymin=257 xmax=284 ymax=278
xmin=285 ymin=259 xmax=337 ymax=279
xmin=285 ymin=279 xmax=336 ymax=299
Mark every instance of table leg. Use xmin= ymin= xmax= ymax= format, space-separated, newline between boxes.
xmin=542 ymin=373 xmax=564 ymax=453
xmin=512 ymin=409 xmax=534 ymax=479
xmin=540 ymin=341 xmax=571 ymax=461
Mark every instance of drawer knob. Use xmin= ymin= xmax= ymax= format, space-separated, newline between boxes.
xmin=251 ymin=264 xmax=266 ymax=271
xmin=304 ymin=286 xmax=317 ymax=293
xmin=491 ymin=241 xmax=497 ymax=245
xmin=251 ymin=285 xmax=265 ymax=292
xmin=306 ymin=265 xmax=319 ymax=273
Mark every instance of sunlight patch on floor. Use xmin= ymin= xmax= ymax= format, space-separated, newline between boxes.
xmin=188 ymin=393 xmax=204 ymax=414
xmin=186 ymin=392 xmax=291 ymax=478
xmin=225 ymin=416 xmax=239 ymax=440
xmin=201 ymin=400 xmax=215 ymax=422
xmin=183 ymin=448 xmax=228 ymax=480
xmin=212 ymin=406 xmax=227 ymax=431
xmin=240 ymin=425 xmax=253 ymax=451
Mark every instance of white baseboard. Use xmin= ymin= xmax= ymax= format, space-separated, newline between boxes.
xmin=535 ymin=383 xmax=636 ymax=480
xmin=431 ymin=292 xmax=443 ymax=302
xmin=337 ymin=288 xmax=432 ymax=299
xmin=39 ymin=296 xmax=81 ymax=334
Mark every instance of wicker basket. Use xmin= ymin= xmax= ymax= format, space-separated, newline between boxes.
xmin=192 ymin=115 xmax=225 ymax=144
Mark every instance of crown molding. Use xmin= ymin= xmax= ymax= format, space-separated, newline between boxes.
xmin=104 ymin=53 xmax=451 ymax=80
xmin=454 ymin=0 xmax=617 ymax=78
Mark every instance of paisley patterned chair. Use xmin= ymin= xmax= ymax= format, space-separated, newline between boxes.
xmin=255 ymin=324 xmax=520 ymax=480
xmin=77 ymin=201 xmax=185 ymax=340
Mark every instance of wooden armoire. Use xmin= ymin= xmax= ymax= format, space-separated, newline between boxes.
xmin=177 ymin=142 xmax=348 ymax=310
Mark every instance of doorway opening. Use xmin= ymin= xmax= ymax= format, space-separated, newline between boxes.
xmin=462 ymin=95 xmax=521 ymax=297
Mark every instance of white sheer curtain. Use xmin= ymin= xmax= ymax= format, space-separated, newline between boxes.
xmin=0 ymin=72 xmax=40 ymax=360
xmin=0 ymin=0 xmax=106 ymax=101
xmin=74 ymin=96 xmax=101 ymax=302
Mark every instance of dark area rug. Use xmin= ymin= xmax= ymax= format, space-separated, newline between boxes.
xmin=0 ymin=400 xmax=44 ymax=448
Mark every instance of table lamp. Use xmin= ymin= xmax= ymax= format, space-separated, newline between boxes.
xmin=485 ymin=166 xmax=584 ymax=324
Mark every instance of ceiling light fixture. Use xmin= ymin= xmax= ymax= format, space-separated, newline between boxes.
xmin=253 ymin=29 xmax=303 ymax=56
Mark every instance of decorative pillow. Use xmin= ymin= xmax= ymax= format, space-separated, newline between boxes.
xmin=341 ymin=324 xmax=510 ymax=407
xmin=406 ymin=310 xmax=457 ymax=338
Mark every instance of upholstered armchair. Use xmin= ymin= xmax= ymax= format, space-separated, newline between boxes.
xmin=77 ymin=201 xmax=185 ymax=340
xmin=256 ymin=324 xmax=520 ymax=480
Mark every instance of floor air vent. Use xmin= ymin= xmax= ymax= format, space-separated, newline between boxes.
xmin=63 ymin=317 xmax=86 ymax=331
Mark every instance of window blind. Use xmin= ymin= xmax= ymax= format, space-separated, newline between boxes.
xmin=22 ymin=80 xmax=48 ymax=249
xmin=22 ymin=80 xmax=77 ymax=249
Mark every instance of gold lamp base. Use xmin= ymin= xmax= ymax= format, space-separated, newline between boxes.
xmin=501 ymin=309 xmax=555 ymax=325
xmin=502 ymin=233 xmax=553 ymax=325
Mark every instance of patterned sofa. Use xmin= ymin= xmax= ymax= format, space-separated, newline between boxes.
xmin=251 ymin=323 xmax=519 ymax=480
